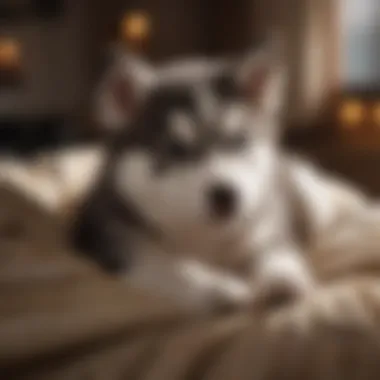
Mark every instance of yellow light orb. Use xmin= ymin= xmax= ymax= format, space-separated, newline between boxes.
xmin=121 ymin=11 xmax=150 ymax=43
xmin=338 ymin=100 xmax=364 ymax=128
xmin=0 ymin=38 xmax=21 ymax=68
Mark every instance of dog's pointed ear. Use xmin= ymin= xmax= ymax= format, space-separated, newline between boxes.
xmin=235 ymin=36 xmax=287 ymax=117
xmin=94 ymin=47 xmax=156 ymax=131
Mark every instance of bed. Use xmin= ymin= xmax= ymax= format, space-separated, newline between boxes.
xmin=1 ymin=178 xmax=380 ymax=380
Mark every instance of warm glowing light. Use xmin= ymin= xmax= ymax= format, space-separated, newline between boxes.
xmin=0 ymin=38 xmax=21 ymax=68
xmin=373 ymin=103 xmax=380 ymax=125
xmin=338 ymin=100 xmax=365 ymax=128
xmin=121 ymin=11 xmax=151 ymax=43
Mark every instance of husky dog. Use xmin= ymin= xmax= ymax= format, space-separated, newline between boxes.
xmin=73 ymin=42 xmax=318 ymax=313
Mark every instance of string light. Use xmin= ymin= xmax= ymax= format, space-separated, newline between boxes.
xmin=0 ymin=38 xmax=21 ymax=69
xmin=121 ymin=11 xmax=151 ymax=44
xmin=338 ymin=100 xmax=365 ymax=129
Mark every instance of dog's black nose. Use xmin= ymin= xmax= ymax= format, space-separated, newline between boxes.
xmin=207 ymin=183 xmax=237 ymax=219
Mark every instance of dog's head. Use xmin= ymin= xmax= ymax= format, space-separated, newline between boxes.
xmin=97 ymin=41 xmax=287 ymax=239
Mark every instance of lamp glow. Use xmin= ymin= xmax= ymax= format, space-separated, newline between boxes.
xmin=121 ymin=11 xmax=150 ymax=43
xmin=339 ymin=100 xmax=364 ymax=128
xmin=0 ymin=38 xmax=21 ymax=69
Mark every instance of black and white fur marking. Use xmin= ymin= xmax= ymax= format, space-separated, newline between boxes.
xmin=73 ymin=43 xmax=315 ymax=313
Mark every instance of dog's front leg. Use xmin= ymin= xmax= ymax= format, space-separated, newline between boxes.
xmin=245 ymin=184 xmax=316 ymax=307
xmin=176 ymin=259 xmax=254 ymax=312
xmin=128 ymin=253 xmax=253 ymax=314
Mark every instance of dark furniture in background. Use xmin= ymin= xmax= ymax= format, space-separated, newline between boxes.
xmin=0 ymin=0 xmax=64 ymax=21
xmin=0 ymin=117 xmax=89 ymax=156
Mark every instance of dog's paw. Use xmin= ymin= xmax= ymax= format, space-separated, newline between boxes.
xmin=210 ymin=274 xmax=254 ymax=313
xmin=254 ymin=251 xmax=315 ymax=309
xmin=178 ymin=261 xmax=253 ymax=314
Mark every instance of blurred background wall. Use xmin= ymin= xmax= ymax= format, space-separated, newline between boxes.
xmin=0 ymin=0 xmax=378 ymax=161
xmin=0 ymin=0 xmax=338 ymax=129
